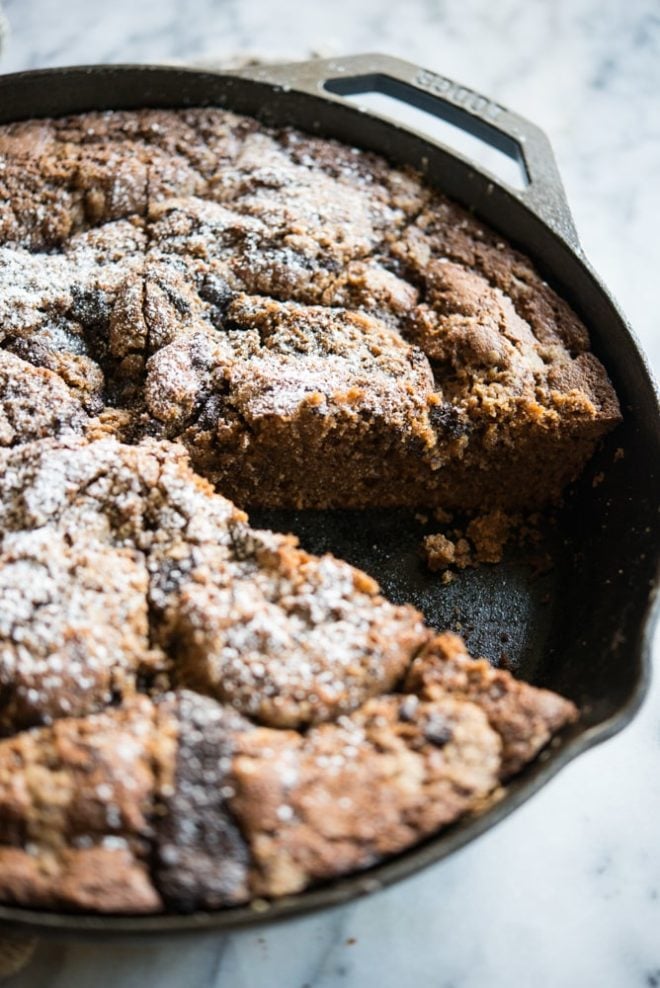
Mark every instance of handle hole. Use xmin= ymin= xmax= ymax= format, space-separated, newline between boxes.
xmin=324 ymin=74 xmax=528 ymax=191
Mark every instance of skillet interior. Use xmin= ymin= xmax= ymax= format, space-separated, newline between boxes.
xmin=0 ymin=57 xmax=657 ymax=936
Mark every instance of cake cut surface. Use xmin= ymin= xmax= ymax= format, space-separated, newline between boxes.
xmin=0 ymin=105 xmax=604 ymax=915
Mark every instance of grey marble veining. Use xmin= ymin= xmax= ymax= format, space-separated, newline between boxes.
xmin=0 ymin=1 xmax=659 ymax=985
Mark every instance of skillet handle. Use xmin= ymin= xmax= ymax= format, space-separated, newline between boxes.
xmin=231 ymin=53 xmax=580 ymax=250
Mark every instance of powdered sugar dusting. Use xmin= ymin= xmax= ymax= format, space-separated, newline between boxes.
xmin=0 ymin=435 xmax=426 ymax=733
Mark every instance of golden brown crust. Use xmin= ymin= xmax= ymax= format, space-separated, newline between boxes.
xmin=230 ymin=693 xmax=501 ymax=896
xmin=0 ymin=696 xmax=174 ymax=913
xmin=0 ymin=845 xmax=162 ymax=913
xmin=406 ymin=633 xmax=579 ymax=778
xmin=0 ymin=530 xmax=164 ymax=733
xmin=0 ymin=687 xmax=503 ymax=910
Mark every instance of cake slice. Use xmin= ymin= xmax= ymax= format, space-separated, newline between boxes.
xmin=0 ymin=667 xmax=576 ymax=912
xmin=0 ymin=695 xmax=171 ymax=913
xmin=0 ymin=529 xmax=164 ymax=733
xmin=229 ymin=691 xmax=501 ymax=898
xmin=143 ymin=292 xmax=444 ymax=509
xmin=0 ymin=436 xmax=428 ymax=731
xmin=0 ymin=688 xmax=502 ymax=911
xmin=405 ymin=632 xmax=579 ymax=778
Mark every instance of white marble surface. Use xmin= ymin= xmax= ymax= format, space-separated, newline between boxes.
xmin=0 ymin=0 xmax=658 ymax=985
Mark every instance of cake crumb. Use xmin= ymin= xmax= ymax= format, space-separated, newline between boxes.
xmin=423 ymin=532 xmax=471 ymax=572
xmin=466 ymin=510 xmax=514 ymax=564
xmin=423 ymin=509 xmax=516 ymax=573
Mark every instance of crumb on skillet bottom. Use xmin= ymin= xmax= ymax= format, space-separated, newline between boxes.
xmin=0 ymin=105 xmax=606 ymax=913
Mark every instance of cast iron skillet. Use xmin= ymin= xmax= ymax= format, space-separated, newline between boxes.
xmin=0 ymin=54 xmax=658 ymax=938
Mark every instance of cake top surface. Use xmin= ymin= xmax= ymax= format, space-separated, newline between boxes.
xmin=0 ymin=105 xmax=618 ymax=466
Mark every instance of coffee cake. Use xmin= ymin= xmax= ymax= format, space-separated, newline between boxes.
xmin=0 ymin=105 xmax=598 ymax=913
